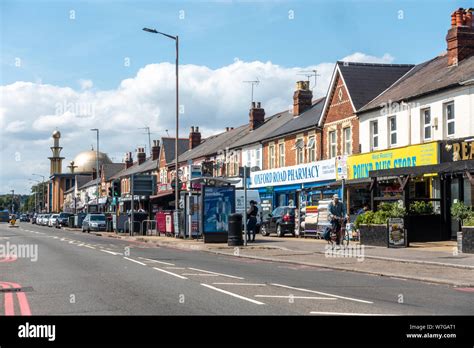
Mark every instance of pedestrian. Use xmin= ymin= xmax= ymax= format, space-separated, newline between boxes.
xmin=328 ymin=194 xmax=348 ymax=245
xmin=246 ymin=200 xmax=258 ymax=242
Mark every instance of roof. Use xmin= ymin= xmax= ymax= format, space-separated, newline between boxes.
xmin=162 ymin=138 xmax=189 ymax=164
xmin=358 ymin=54 xmax=474 ymax=113
xmin=261 ymin=97 xmax=325 ymax=141
xmin=177 ymin=124 xmax=250 ymax=162
xmin=65 ymin=174 xmax=92 ymax=194
xmin=337 ymin=61 xmax=415 ymax=110
xmin=102 ymin=163 xmax=125 ymax=180
xmin=78 ymin=177 xmax=100 ymax=189
xmin=111 ymin=158 xmax=159 ymax=178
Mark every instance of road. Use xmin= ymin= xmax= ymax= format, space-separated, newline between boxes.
xmin=0 ymin=221 xmax=473 ymax=315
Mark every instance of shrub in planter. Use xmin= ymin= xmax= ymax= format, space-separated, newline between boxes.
xmin=409 ymin=201 xmax=434 ymax=215
xmin=451 ymin=201 xmax=473 ymax=226
xmin=354 ymin=202 xmax=406 ymax=229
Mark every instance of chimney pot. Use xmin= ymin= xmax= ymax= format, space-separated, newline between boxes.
xmin=189 ymin=126 xmax=201 ymax=149
xmin=447 ymin=8 xmax=474 ymax=66
xmin=257 ymin=102 xmax=261 ymax=108
xmin=251 ymin=101 xmax=256 ymax=108
xmin=249 ymin=102 xmax=265 ymax=130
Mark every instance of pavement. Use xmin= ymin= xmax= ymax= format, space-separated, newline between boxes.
xmin=66 ymin=228 xmax=474 ymax=287
xmin=1 ymin=221 xmax=473 ymax=316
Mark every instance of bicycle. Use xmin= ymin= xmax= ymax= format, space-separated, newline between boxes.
xmin=328 ymin=216 xmax=348 ymax=247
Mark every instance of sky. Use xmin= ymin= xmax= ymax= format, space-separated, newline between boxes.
xmin=0 ymin=0 xmax=471 ymax=194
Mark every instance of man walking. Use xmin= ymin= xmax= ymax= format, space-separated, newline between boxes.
xmin=246 ymin=200 xmax=258 ymax=242
xmin=328 ymin=194 xmax=347 ymax=245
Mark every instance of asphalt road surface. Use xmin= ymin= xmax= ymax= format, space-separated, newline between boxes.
xmin=1 ymin=221 xmax=473 ymax=315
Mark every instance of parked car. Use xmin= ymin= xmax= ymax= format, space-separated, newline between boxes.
xmin=48 ymin=214 xmax=59 ymax=227
xmin=41 ymin=214 xmax=51 ymax=226
xmin=82 ymin=214 xmax=106 ymax=233
xmin=19 ymin=214 xmax=29 ymax=222
xmin=260 ymin=206 xmax=296 ymax=237
xmin=55 ymin=212 xmax=73 ymax=228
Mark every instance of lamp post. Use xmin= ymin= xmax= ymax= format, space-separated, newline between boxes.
xmin=142 ymin=27 xmax=180 ymax=236
xmin=32 ymin=173 xmax=46 ymax=212
xmin=91 ymin=129 xmax=100 ymax=210
xmin=11 ymin=190 xmax=14 ymax=214
xmin=29 ymin=179 xmax=39 ymax=213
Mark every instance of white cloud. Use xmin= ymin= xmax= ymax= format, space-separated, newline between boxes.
xmin=340 ymin=52 xmax=394 ymax=64
xmin=0 ymin=53 xmax=393 ymax=193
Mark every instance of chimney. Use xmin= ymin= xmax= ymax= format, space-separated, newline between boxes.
xmin=446 ymin=8 xmax=474 ymax=66
xmin=125 ymin=152 xmax=133 ymax=168
xmin=293 ymin=81 xmax=313 ymax=116
xmin=152 ymin=140 xmax=160 ymax=161
xmin=137 ymin=147 xmax=146 ymax=165
xmin=249 ymin=101 xmax=265 ymax=130
xmin=189 ymin=126 xmax=201 ymax=150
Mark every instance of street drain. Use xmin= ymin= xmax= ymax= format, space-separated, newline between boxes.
xmin=0 ymin=286 xmax=34 ymax=293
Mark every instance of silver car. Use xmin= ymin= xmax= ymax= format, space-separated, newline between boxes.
xmin=48 ymin=214 xmax=59 ymax=227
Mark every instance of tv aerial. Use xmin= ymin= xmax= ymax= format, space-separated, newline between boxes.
xmin=243 ymin=78 xmax=260 ymax=105
xmin=297 ymin=70 xmax=320 ymax=91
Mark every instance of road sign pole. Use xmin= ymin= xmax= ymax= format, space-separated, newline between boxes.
xmin=243 ymin=166 xmax=248 ymax=246
xmin=130 ymin=174 xmax=134 ymax=236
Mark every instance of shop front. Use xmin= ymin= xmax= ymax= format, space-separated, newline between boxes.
xmin=249 ymin=159 xmax=338 ymax=212
xmin=345 ymin=142 xmax=439 ymax=214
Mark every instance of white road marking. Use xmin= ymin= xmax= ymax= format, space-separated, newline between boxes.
xmin=123 ymin=257 xmax=147 ymax=266
xmin=138 ymin=257 xmax=174 ymax=266
xmin=255 ymin=295 xmax=336 ymax=300
xmin=153 ymin=267 xmax=188 ymax=280
xmin=188 ymin=267 xmax=244 ymax=280
xmin=310 ymin=312 xmax=397 ymax=316
xmin=84 ymin=245 xmax=96 ymax=249
xmin=164 ymin=267 xmax=186 ymax=270
xmin=101 ymin=250 xmax=122 ymax=256
xmin=78 ymin=243 xmax=85 ymax=247
xmin=201 ymin=284 xmax=265 ymax=305
xmin=182 ymin=273 xmax=219 ymax=277
xmin=36 ymin=232 xmax=45 ymax=235
xmin=212 ymin=283 xmax=266 ymax=286
xmin=271 ymin=284 xmax=374 ymax=304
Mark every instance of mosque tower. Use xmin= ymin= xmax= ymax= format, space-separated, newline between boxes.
xmin=49 ymin=130 xmax=65 ymax=175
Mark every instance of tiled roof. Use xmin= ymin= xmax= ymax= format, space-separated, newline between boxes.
xmin=358 ymin=54 xmax=474 ymax=113
xmin=162 ymin=138 xmax=189 ymax=164
xmin=337 ymin=61 xmax=415 ymax=110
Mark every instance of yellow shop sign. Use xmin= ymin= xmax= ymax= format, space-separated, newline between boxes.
xmin=348 ymin=142 xmax=438 ymax=180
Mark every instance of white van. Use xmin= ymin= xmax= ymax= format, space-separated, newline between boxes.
xmin=235 ymin=189 xmax=262 ymax=229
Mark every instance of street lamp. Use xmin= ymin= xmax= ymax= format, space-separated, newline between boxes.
xmin=29 ymin=179 xmax=39 ymax=213
xmin=11 ymin=190 xmax=14 ymax=214
xmin=32 ymin=173 xmax=46 ymax=212
xmin=90 ymin=128 xmax=100 ymax=210
xmin=142 ymin=27 xmax=181 ymax=237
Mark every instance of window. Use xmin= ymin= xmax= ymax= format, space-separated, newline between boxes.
xmin=388 ymin=116 xmax=397 ymax=146
xmin=422 ymin=108 xmax=431 ymax=141
xmin=444 ymin=102 xmax=455 ymax=137
xmin=256 ymin=148 xmax=261 ymax=169
xmin=371 ymin=121 xmax=378 ymax=150
xmin=307 ymin=136 xmax=316 ymax=162
xmin=246 ymin=150 xmax=251 ymax=168
xmin=269 ymin=143 xmax=275 ymax=169
xmin=329 ymin=131 xmax=337 ymax=158
xmin=343 ymin=127 xmax=351 ymax=155
xmin=295 ymin=138 xmax=304 ymax=164
xmin=278 ymin=142 xmax=285 ymax=167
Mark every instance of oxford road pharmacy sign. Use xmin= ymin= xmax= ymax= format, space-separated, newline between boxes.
xmin=250 ymin=159 xmax=336 ymax=188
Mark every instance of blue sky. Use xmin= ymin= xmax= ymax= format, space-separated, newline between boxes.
xmin=1 ymin=0 xmax=470 ymax=90
xmin=1 ymin=0 xmax=471 ymax=194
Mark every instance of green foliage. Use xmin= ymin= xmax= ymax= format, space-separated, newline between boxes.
xmin=451 ymin=201 xmax=472 ymax=225
xmin=354 ymin=202 xmax=406 ymax=229
xmin=408 ymin=201 xmax=434 ymax=215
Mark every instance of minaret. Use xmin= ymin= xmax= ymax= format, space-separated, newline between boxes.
xmin=49 ymin=130 xmax=65 ymax=175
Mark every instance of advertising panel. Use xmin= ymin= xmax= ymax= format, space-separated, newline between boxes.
xmin=202 ymin=186 xmax=235 ymax=234
xmin=347 ymin=142 xmax=438 ymax=180
xmin=250 ymin=158 xmax=336 ymax=188
xmin=387 ymin=218 xmax=407 ymax=248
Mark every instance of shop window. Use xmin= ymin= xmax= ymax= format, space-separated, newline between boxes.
xmin=370 ymin=121 xmax=378 ymax=150
xmin=329 ymin=131 xmax=337 ymax=158
xmin=278 ymin=142 xmax=285 ymax=167
xmin=444 ymin=102 xmax=455 ymax=138
xmin=269 ymin=143 xmax=275 ymax=169
xmin=421 ymin=108 xmax=432 ymax=141
xmin=307 ymin=136 xmax=316 ymax=162
xmin=343 ymin=127 xmax=351 ymax=155
xmin=388 ymin=116 xmax=397 ymax=147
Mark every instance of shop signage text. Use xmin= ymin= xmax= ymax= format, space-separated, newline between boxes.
xmin=440 ymin=137 xmax=474 ymax=162
xmin=348 ymin=142 xmax=438 ymax=180
xmin=250 ymin=159 xmax=335 ymax=188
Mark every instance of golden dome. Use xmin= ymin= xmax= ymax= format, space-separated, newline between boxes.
xmin=52 ymin=130 xmax=61 ymax=138
xmin=72 ymin=150 xmax=112 ymax=173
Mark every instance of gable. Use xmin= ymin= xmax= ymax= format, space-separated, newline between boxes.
xmin=323 ymin=72 xmax=355 ymax=125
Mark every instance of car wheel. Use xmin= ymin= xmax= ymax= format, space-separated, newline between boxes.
xmin=260 ymin=225 xmax=268 ymax=237
xmin=276 ymin=224 xmax=284 ymax=237
xmin=87 ymin=228 xmax=90 ymax=233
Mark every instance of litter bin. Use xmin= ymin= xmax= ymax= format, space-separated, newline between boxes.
xmin=228 ymin=213 xmax=243 ymax=246
xmin=68 ymin=216 xmax=75 ymax=228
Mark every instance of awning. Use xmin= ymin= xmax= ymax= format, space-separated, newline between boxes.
xmin=150 ymin=190 xmax=174 ymax=199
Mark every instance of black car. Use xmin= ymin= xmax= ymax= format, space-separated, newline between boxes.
xmin=19 ymin=214 xmax=29 ymax=222
xmin=260 ymin=206 xmax=296 ymax=237
xmin=81 ymin=214 xmax=106 ymax=233
xmin=55 ymin=212 xmax=73 ymax=228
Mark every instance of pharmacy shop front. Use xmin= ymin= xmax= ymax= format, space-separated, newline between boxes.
xmin=249 ymin=159 xmax=338 ymax=212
